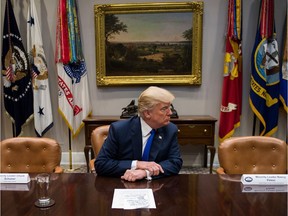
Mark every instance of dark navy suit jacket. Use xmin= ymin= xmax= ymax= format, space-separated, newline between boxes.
xmin=95 ymin=116 xmax=183 ymax=178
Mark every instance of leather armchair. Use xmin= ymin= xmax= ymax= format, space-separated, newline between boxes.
xmin=1 ymin=137 xmax=63 ymax=173
xmin=217 ymin=136 xmax=287 ymax=174
xmin=89 ymin=125 xmax=110 ymax=173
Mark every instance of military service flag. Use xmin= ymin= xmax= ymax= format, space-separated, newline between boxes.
xmin=55 ymin=0 xmax=91 ymax=137
xmin=27 ymin=0 xmax=54 ymax=136
xmin=219 ymin=0 xmax=242 ymax=142
xmin=1 ymin=0 xmax=33 ymax=136
xmin=280 ymin=15 xmax=287 ymax=113
xmin=249 ymin=0 xmax=280 ymax=136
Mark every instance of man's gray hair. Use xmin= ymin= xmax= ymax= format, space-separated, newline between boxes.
xmin=138 ymin=86 xmax=175 ymax=116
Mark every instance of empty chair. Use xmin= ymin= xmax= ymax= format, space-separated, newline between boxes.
xmin=217 ymin=136 xmax=287 ymax=174
xmin=89 ymin=125 xmax=110 ymax=173
xmin=1 ymin=137 xmax=63 ymax=173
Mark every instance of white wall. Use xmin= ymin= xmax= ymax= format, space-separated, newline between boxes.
xmin=1 ymin=0 xmax=287 ymax=167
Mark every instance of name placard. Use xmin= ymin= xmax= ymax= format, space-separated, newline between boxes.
xmin=0 ymin=183 xmax=30 ymax=191
xmin=0 ymin=173 xmax=31 ymax=183
xmin=241 ymin=174 xmax=288 ymax=185
xmin=242 ymin=184 xmax=288 ymax=193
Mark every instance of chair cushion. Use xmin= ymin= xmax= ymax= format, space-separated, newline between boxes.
xmin=90 ymin=125 xmax=110 ymax=173
xmin=1 ymin=137 xmax=62 ymax=173
xmin=218 ymin=136 xmax=287 ymax=174
xmin=91 ymin=125 xmax=109 ymax=157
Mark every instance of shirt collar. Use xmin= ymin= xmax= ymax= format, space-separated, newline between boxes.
xmin=140 ymin=117 xmax=152 ymax=137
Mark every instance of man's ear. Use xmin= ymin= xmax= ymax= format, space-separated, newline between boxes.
xmin=143 ymin=110 xmax=151 ymax=119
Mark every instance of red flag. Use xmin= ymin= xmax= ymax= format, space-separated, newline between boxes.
xmin=55 ymin=0 xmax=70 ymax=64
xmin=219 ymin=0 xmax=242 ymax=142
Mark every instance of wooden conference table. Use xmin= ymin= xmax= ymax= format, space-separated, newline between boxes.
xmin=1 ymin=173 xmax=287 ymax=216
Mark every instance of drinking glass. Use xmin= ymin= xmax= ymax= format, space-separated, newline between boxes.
xmin=34 ymin=173 xmax=55 ymax=208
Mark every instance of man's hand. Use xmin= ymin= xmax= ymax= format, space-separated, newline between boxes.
xmin=121 ymin=169 xmax=146 ymax=182
xmin=136 ymin=161 xmax=164 ymax=176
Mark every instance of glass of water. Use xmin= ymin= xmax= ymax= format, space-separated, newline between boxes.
xmin=34 ymin=173 xmax=55 ymax=208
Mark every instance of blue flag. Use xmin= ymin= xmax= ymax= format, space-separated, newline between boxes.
xmin=1 ymin=0 xmax=33 ymax=136
xmin=249 ymin=0 xmax=280 ymax=136
xmin=280 ymin=15 xmax=287 ymax=113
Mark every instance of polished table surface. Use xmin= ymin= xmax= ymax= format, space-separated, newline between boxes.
xmin=1 ymin=173 xmax=287 ymax=216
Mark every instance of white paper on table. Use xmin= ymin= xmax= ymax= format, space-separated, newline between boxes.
xmin=112 ymin=188 xmax=156 ymax=209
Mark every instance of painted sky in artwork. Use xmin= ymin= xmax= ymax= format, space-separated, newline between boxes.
xmin=109 ymin=12 xmax=193 ymax=42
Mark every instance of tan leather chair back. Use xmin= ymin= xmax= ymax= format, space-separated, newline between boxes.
xmin=218 ymin=136 xmax=287 ymax=174
xmin=1 ymin=137 xmax=62 ymax=173
xmin=91 ymin=125 xmax=110 ymax=157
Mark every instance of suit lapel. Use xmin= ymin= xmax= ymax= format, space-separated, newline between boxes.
xmin=130 ymin=117 xmax=143 ymax=160
xmin=150 ymin=128 xmax=164 ymax=160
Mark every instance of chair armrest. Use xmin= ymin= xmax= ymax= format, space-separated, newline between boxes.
xmin=54 ymin=166 xmax=64 ymax=173
xmin=216 ymin=167 xmax=226 ymax=174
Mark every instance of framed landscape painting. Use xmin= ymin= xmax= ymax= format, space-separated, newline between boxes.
xmin=94 ymin=2 xmax=203 ymax=86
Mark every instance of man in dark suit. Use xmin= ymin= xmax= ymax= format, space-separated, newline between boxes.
xmin=95 ymin=86 xmax=183 ymax=182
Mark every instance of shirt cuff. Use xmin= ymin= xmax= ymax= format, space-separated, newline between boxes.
xmin=131 ymin=160 xmax=137 ymax=170
xmin=145 ymin=170 xmax=152 ymax=181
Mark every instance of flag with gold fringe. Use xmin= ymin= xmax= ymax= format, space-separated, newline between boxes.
xmin=280 ymin=15 xmax=287 ymax=113
xmin=1 ymin=0 xmax=33 ymax=136
xmin=249 ymin=0 xmax=280 ymax=136
xmin=55 ymin=0 xmax=91 ymax=137
xmin=27 ymin=0 xmax=54 ymax=136
xmin=219 ymin=0 xmax=242 ymax=142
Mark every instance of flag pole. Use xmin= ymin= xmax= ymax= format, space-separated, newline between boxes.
xmin=68 ymin=128 xmax=73 ymax=170
xmin=252 ymin=114 xmax=256 ymax=136
xmin=67 ymin=128 xmax=81 ymax=172
xmin=12 ymin=123 xmax=15 ymax=137
xmin=283 ymin=101 xmax=288 ymax=144
xmin=65 ymin=128 xmax=77 ymax=172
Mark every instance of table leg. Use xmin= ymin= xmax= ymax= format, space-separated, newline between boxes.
xmin=207 ymin=146 xmax=215 ymax=174
xmin=204 ymin=145 xmax=208 ymax=167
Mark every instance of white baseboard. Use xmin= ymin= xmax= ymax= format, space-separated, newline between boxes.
xmin=61 ymin=151 xmax=219 ymax=167
xmin=61 ymin=152 xmax=87 ymax=166
xmin=181 ymin=152 xmax=219 ymax=167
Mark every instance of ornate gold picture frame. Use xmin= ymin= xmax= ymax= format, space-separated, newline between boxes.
xmin=94 ymin=2 xmax=203 ymax=86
